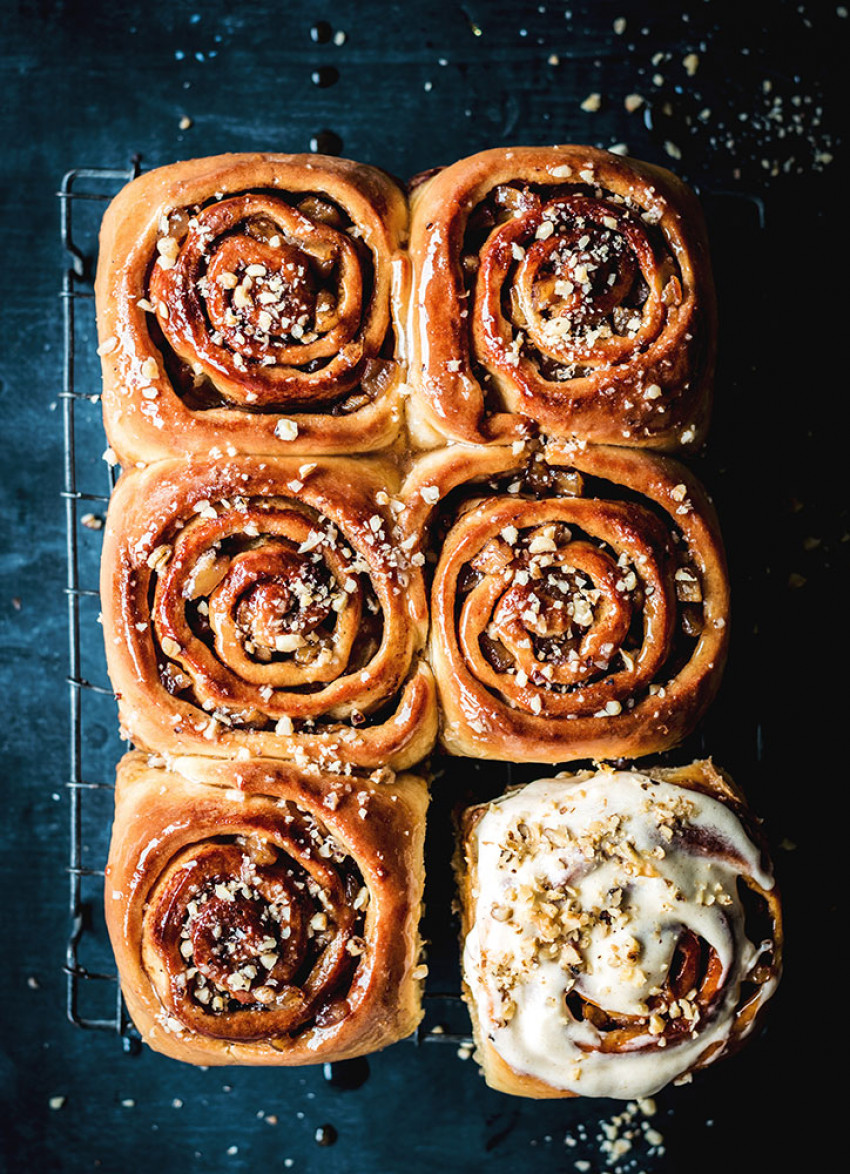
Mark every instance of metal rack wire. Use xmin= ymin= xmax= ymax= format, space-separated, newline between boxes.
xmin=61 ymin=162 xmax=142 ymax=1051
xmin=59 ymin=162 xmax=472 ymax=1053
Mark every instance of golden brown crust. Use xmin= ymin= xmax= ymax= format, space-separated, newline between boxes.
xmin=401 ymin=441 xmax=729 ymax=763
xmin=95 ymin=153 xmax=408 ymax=464
xmin=456 ymin=760 xmax=783 ymax=1098
xmin=406 ymin=145 xmax=715 ymax=451
xmin=105 ymin=751 xmax=427 ymax=1066
xmin=101 ymin=455 xmax=437 ymax=770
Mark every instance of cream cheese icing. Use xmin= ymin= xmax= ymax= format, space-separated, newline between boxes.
xmin=463 ymin=769 xmax=777 ymax=1099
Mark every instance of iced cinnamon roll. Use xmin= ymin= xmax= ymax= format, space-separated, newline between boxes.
xmin=457 ymin=761 xmax=782 ymax=1098
xmin=106 ymin=752 xmax=428 ymax=1065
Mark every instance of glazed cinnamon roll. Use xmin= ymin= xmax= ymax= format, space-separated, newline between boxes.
xmin=457 ymin=761 xmax=782 ymax=1099
xmin=101 ymin=454 xmax=436 ymax=770
xmin=95 ymin=153 xmax=407 ymax=463
xmin=407 ymin=146 xmax=715 ymax=451
xmin=106 ymin=752 xmax=427 ymax=1065
xmin=401 ymin=441 xmax=728 ymax=763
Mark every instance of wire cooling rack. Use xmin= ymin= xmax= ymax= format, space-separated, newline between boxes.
xmin=61 ymin=163 xmax=141 ymax=1050
xmin=60 ymin=163 xmax=766 ymax=1062
xmin=59 ymin=163 xmax=473 ymax=1055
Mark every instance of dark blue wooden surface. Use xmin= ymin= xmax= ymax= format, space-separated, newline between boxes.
xmin=1 ymin=1 xmax=846 ymax=1170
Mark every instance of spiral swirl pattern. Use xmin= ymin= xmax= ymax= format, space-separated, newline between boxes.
xmin=401 ymin=442 xmax=728 ymax=763
xmin=474 ymin=194 xmax=675 ymax=376
xmin=102 ymin=456 xmax=436 ymax=770
xmin=145 ymin=813 xmax=362 ymax=1041
xmin=95 ymin=153 xmax=407 ymax=462
xmin=407 ymin=145 xmax=714 ymax=450
xmin=106 ymin=754 xmax=428 ymax=1064
xmin=149 ymin=192 xmax=380 ymax=407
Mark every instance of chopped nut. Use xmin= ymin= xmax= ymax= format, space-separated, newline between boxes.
xmin=160 ymin=636 xmax=181 ymax=659
xmin=156 ymin=236 xmax=180 ymax=269
xmin=146 ymin=544 xmax=172 ymax=572
xmin=274 ymin=634 xmax=304 ymax=652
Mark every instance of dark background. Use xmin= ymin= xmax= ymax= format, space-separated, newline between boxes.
xmin=1 ymin=1 xmax=846 ymax=1170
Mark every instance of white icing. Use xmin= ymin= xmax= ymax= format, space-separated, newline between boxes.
xmin=463 ymin=769 xmax=777 ymax=1099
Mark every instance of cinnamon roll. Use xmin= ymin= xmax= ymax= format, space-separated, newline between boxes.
xmin=406 ymin=146 xmax=714 ymax=451
xmin=401 ymin=441 xmax=728 ymax=763
xmin=95 ymin=153 xmax=407 ymax=463
xmin=101 ymin=454 xmax=436 ymax=770
xmin=457 ymin=760 xmax=782 ymax=1099
xmin=106 ymin=752 xmax=427 ymax=1065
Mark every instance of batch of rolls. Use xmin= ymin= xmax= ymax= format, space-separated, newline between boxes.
xmin=95 ymin=146 xmax=782 ymax=1098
